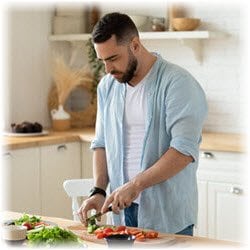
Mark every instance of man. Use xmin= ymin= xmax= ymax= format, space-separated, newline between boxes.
xmin=78 ymin=12 xmax=208 ymax=236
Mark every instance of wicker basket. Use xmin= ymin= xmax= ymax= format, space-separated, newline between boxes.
xmin=48 ymin=84 xmax=97 ymax=128
xmin=172 ymin=18 xmax=200 ymax=31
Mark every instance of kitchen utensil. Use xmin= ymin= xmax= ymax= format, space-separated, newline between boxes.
xmin=86 ymin=206 xmax=112 ymax=223
xmin=67 ymin=224 xmax=177 ymax=246
xmin=105 ymin=234 xmax=136 ymax=247
xmin=172 ymin=18 xmax=200 ymax=31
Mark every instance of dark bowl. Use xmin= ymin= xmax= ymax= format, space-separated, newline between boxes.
xmin=105 ymin=234 xmax=136 ymax=248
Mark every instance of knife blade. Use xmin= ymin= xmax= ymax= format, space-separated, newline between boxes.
xmin=86 ymin=206 xmax=112 ymax=223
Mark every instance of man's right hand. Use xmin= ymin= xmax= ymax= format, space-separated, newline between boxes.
xmin=77 ymin=194 xmax=106 ymax=226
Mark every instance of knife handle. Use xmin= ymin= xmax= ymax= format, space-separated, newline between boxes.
xmin=107 ymin=206 xmax=112 ymax=212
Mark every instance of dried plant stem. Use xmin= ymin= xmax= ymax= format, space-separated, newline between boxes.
xmin=52 ymin=57 xmax=93 ymax=105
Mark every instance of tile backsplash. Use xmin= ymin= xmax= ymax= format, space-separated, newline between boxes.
xmin=142 ymin=3 xmax=247 ymax=134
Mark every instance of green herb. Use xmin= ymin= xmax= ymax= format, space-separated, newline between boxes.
xmin=14 ymin=213 xmax=41 ymax=226
xmin=27 ymin=226 xmax=81 ymax=246
xmin=86 ymin=38 xmax=105 ymax=103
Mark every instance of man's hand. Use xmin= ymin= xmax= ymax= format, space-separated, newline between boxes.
xmin=77 ymin=194 xmax=105 ymax=226
xmin=101 ymin=181 xmax=141 ymax=214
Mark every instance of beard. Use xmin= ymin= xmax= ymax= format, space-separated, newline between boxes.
xmin=111 ymin=49 xmax=138 ymax=83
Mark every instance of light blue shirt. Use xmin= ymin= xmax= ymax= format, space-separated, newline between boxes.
xmin=90 ymin=54 xmax=208 ymax=233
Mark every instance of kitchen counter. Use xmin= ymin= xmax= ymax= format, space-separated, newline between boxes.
xmin=1 ymin=211 xmax=243 ymax=248
xmin=2 ymin=127 xmax=246 ymax=153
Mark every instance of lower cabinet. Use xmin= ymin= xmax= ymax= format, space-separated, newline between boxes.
xmin=2 ymin=142 xmax=82 ymax=220
xmin=207 ymin=182 xmax=247 ymax=243
xmin=195 ymin=150 xmax=247 ymax=243
xmin=40 ymin=142 xmax=81 ymax=219
xmin=2 ymin=148 xmax=41 ymax=214
xmin=196 ymin=180 xmax=208 ymax=237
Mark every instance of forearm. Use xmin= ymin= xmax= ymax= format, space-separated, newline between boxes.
xmin=132 ymin=147 xmax=193 ymax=192
xmin=93 ymin=148 xmax=109 ymax=190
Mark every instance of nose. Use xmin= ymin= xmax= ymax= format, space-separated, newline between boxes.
xmin=104 ymin=61 xmax=113 ymax=74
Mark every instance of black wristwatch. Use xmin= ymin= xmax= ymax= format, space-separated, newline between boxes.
xmin=88 ymin=187 xmax=106 ymax=198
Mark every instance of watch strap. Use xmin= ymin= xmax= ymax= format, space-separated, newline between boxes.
xmin=88 ymin=187 xmax=106 ymax=198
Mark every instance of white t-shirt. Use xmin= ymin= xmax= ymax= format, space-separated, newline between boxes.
xmin=124 ymin=77 xmax=148 ymax=204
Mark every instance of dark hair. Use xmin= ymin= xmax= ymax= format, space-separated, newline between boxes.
xmin=92 ymin=12 xmax=139 ymax=44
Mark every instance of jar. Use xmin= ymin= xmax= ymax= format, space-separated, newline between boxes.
xmin=51 ymin=105 xmax=71 ymax=131
xmin=151 ymin=18 xmax=165 ymax=31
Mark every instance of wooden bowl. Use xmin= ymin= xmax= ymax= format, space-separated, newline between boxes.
xmin=172 ymin=18 xmax=200 ymax=31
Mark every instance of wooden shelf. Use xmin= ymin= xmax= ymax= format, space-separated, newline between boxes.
xmin=49 ymin=31 xmax=226 ymax=63
xmin=49 ymin=31 xmax=222 ymax=42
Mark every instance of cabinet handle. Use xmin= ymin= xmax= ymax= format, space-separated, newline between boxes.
xmin=57 ymin=145 xmax=67 ymax=151
xmin=2 ymin=152 xmax=12 ymax=158
xmin=201 ymin=151 xmax=214 ymax=159
xmin=230 ymin=187 xmax=243 ymax=195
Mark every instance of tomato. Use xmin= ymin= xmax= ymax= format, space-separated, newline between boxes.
xmin=96 ymin=232 xmax=106 ymax=239
xmin=116 ymin=225 xmax=126 ymax=232
xmin=94 ymin=228 xmax=104 ymax=235
xmin=145 ymin=231 xmax=158 ymax=239
xmin=103 ymin=227 xmax=114 ymax=235
xmin=22 ymin=222 xmax=33 ymax=230
xmin=127 ymin=229 xmax=142 ymax=235
xmin=135 ymin=232 xmax=146 ymax=241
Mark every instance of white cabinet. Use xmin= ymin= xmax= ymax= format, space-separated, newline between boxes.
xmin=208 ymin=182 xmax=247 ymax=243
xmin=2 ymin=148 xmax=41 ymax=214
xmin=195 ymin=150 xmax=247 ymax=243
xmin=196 ymin=180 xmax=208 ymax=237
xmin=40 ymin=142 xmax=81 ymax=219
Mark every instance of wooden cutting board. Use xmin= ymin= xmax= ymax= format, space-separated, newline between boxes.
xmin=67 ymin=224 xmax=178 ymax=246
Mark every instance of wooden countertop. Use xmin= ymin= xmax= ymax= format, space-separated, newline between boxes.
xmin=1 ymin=127 xmax=246 ymax=153
xmin=1 ymin=211 xmax=243 ymax=248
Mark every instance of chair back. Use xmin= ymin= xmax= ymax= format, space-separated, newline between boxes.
xmin=63 ymin=179 xmax=93 ymax=221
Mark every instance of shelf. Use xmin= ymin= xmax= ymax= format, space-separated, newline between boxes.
xmin=49 ymin=31 xmax=226 ymax=63
xmin=49 ymin=31 xmax=220 ymax=42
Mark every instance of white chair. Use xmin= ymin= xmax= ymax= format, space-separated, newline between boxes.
xmin=63 ymin=178 xmax=94 ymax=221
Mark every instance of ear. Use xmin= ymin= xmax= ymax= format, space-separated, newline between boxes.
xmin=130 ymin=37 xmax=140 ymax=54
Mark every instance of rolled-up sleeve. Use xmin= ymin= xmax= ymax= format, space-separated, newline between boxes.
xmin=90 ymin=81 xmax=106 ymax=150
xmin=165 ymin=72 xmax=208 ymax=162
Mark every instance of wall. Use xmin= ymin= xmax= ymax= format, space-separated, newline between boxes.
xmin=4 ymin=2 xmax=248 ymax=134
xmin=3 ymin=6 xmax=53 ymax=130
xmin=100 ymin=2 xmax=248 ymax=134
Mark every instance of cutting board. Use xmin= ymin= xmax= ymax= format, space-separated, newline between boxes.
xmin=67 ymin=224 xmax=178 ymax=246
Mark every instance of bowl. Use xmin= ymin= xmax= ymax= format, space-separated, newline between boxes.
xmin=172 ymin=18 xmax=200 ymax=31
xmin=105 ymin=234 xmax=136 ymax=248
xmin=128 ymin=15 xmax=148 ymax=31
xmin=1 ymin=225 xmax=27 ymax=245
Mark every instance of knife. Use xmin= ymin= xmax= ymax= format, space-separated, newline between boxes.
xmin=86 ymin=206 xmax=112 ymax=223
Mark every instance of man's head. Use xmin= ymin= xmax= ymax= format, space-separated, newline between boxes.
xmin=92 ymin=12 xmax=139 ymax=45
xmin=92 ymin=13 xmax=140 ymax=83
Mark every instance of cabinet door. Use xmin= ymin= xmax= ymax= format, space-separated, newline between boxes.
xmin=81 ymin=142 xmax=93 ymax=178
xmin=208 ymin=182 xmax=247 ymax=243
xmin=2 ymin=148 xmax=40 ymax=214
xmin=194 ymin=180 xmax=208 ymax=237
xmin=40 ymin=142 xmax=81 ymax=219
